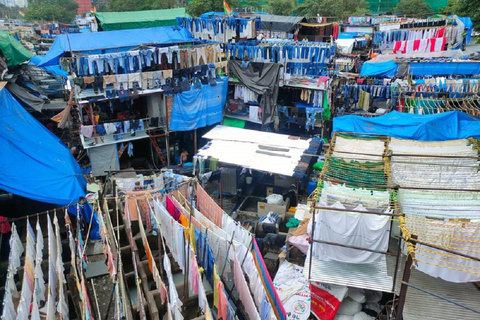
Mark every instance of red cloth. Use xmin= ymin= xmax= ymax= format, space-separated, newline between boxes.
xmin=436 ymin=27 xmax=445 ymax=38
xmin=0 ymin=216 xmax=11 ymax=233
xmin=166 ymin=195 xmax=181 ymax=221
xmin=413 ymin=39 xmax=420 ymax=52
xmin=393 ymin=41 xmax=402 ymax=54
xmin=429 ymin=38 xmax=437 ymax=52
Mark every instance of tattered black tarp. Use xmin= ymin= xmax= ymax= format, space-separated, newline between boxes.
xmin=7 ymin=82 xmax=45 ymax=111
xmin=260 ymin=15 xmax=305 ymax=33
xmin=228 ymin=60 xmax=281 ymax=126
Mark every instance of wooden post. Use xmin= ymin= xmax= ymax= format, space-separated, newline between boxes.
xmin=396 ymin=235 xmax=417 ymax=320
xmin=194 ymin=129 xmax=197 ymax=155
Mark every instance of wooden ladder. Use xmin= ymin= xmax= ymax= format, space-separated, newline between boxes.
xmin=148 ymin=135 xmax=168 ymax=167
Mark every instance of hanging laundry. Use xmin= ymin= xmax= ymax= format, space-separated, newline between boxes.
xmin=1 ymin=224 xmax=23 ymax=319
xmin=45 ymin=214 xmax=58 ymax=320
xmin=163 ymin=254 xmax=184 ymax=320
xmin=54 ymin=214 xmax=69 ymax=319
xmin=16 ymin=221 xmax=36 ymax=320
xmin=232 ymin=251 xmax=261 ymax=320
xmin=34 ymin=220 xmax=46 ymax=304
xmin=151 ymin=197 xmax=186 ymax=273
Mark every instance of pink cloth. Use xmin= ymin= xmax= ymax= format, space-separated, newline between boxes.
xmin=288 ymin=234 xmax=310 ymax=254
xmin=190 ymin=252 xmax=199 ymax=295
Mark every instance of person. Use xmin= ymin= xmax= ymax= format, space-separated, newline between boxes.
xmin=180 ymin=150 xmax=189 ymax=165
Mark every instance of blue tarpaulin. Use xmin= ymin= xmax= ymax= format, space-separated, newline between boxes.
xmin=170 ymin=77 xmax=228 ymax=131
xmin=360 ymin=60 xmax=398 ymax=77
xmin=456 ymin=16 xmax=473 ymax=45
xmin=409 ymin=62 xmax=480 ymax=76
xmin=0 ymin=88 xmax=86 ymax=205
xmin=333 ymin=111 xmax=480 ymax=141
xmin=38 ymin=26 xmax=196 ymax=67
xmin=30 ymin=55 xmax=69 ymax=79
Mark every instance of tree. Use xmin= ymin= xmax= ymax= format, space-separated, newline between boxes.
xmin=393 ymin=0 xmax=432 ymax=17
xmin=267 ymin=0 xmax=295 ymax=16
xmin=26 ymin=0 xmax=78 ymax=23
xmin=440 ymin=0 xmax=480 ymax=31
xmin=295 ymin=0 xmax=369 ymax=20
xmin=439 ymin=0 xmax=460 ymax=15
xmin=186 ymin=0 xmax=239 ymax=17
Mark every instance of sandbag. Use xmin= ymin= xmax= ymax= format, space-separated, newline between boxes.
xmin=334 ymin=315 xmax=354 ymax=320
xmin=348 ymin=288 xmax=366 ymax=304
xmin=337 ymin=297 xmax=362 ymax=316
xmin=266 ymin=194 xmax=284 ymax=205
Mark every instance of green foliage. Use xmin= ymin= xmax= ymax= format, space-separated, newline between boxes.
xmin=295 ymin=0 xmax=369 ymax=20
xmin=26 ymin=0 xmax=78 ymax=23
xmin=393 ymin=0 xmax=432 ymax=16
xmin=187 ymin=0 xmax=239 ymax=17
xmin=267 ymin=0 xmax=295 ymax=16
xmin=440 ymin=0 xmax=480 ymax=31
xmin=439 ymin=0 xmax=460 ymax=15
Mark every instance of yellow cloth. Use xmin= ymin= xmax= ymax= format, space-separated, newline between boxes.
xmin=213 ymin=265 xmax=220 ymax=309
xmin=179 ymin=214 xmax=190 ymax=240
xmin=190 ymin=224 xmax=196 ymax=253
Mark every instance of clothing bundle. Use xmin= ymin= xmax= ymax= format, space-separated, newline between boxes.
xmin=285 ymin=62 xmax=328 ymax=76
xmin=341 ymin=83 xmax=391 ymax=111
xmin=393 ymin=37 xmax=447 ymax=54
xmin=234 ymin=85 xmax=258 ymax=103
xmin=177 ymin=16 xmax=261 ymax=42
xmin=75 ymin=61 xmax=228 ymax=96
xmin=73 ymin=43 xmax=222 ymax=77
xmin=80 ymin=119 xmax=145 ymax=139
xmin=374 ymin=26 xmax=446 ymax=46
xmin=226 ymin=41 xmax=335 ymax=64
xmin=1 ymin=215 xmax=71 ymax=320
xmin=129 ymin=180 xmax=287 ymax=320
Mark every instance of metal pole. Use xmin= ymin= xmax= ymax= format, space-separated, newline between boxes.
xmin=396 ymin=235 xmax=417 ymax=320
xmin=221 ymin=231 xmax=236 ymax=278
xmin=391 ymin=236 xmax=402 ymax=293
xmin=311 ymin=239 xmax=397 ymax=256
xmin=313 ymin=205 xmax=400 ymax=217
xmin=308 ymin=209 xmax=316 ymax=281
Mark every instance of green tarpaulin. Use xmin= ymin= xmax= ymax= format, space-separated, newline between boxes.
xmin=223 ymin=117 xmax=246 ymax=128
xmin=0 ymin=31 xmax=32 ymax=66
xmin=95 ymin=8 xmax=189 ymax=31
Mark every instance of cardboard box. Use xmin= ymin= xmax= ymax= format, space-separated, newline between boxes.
xmin=266 ymin=187 xmax=274 ymax=196
xmin=257 ymin=198 xmax=290 ymax=218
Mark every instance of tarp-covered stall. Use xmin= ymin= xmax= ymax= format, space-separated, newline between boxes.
xmin=0 ymin=30 xmax=32 ymax=66
xmin=94 ymin=8 xmax=189 ymax=31
xmin=38 ymin=26 xmax=196 ymax=67
xmin=170 ymin=77 xmax=228 ymax=131
xmin=0 ymin=88 xmax=85 ymax=205
xmin=333 ymin=111 xmax=480 ymax=141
